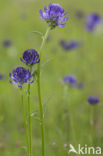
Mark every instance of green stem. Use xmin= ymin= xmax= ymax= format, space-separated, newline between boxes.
xmin=28 ymin=67 xmax=32 ymax=156
xmin=21 ymin=87 xmax=29 ymax=156
xmin=37 ymin=27 xmax=50 ymax=156
xmin=90 ymin=106 xmax=95 ymax=145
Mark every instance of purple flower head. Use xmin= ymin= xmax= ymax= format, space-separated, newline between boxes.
xmin=85 ymin=13 xmax=101 ymax=31
xmin=9 ymin=67 xmax=33 ymax=87
xmin=60 ymin=40 xmax=82 ymax=51
xmin=40 ymin=3 xmax=68 ymax=29
xmin=20 ymin=49 xmax=40 ymax=66
xmin=85 ymin=23 xmax=94 ymax=31
xmin=63 ymin=75 xmax=77 ymax=87
xmin=3 ymin=40 xmax=12 ymax=47
xmin=88 ymin=96 xmax=99 ymax=105
xmin=88 ymin=14 xmax=101 ymax=24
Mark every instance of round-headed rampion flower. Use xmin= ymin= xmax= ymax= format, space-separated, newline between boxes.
xmin=85 ymin=13 xmax=101 ymax=31
xmin=60 ymin=40 xmax=82 ymax=51
xmin=88 ymin=96 xmax=99 ymax=105
xmin=40 ymin=3 xmax=68 ymax=29
xmin=63 ymin=75 xmax=77 ymax=87
xmin=20 ymin=49 xmax=40 ymax=66
xmin=9 ymin=67 xmax=33 ymax=87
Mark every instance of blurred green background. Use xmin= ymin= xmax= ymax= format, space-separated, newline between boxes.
xmin=0 ymin=0 xmax=103 ymax=155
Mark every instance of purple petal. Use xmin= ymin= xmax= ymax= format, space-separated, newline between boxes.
xmin=40 ymin=9 xmax=44 ymax=19
xmin=27 ymin=80 xmax=34 ymax=84
xmin=18 ymin=83 xmax=22 ymax=87
xmin=9 ymin=73 xmax=15 ymax=80
xmin=20 ymin=57 xmax=26 ymax=63
xmin=63 ymin=11 xmax=68 ymax=16
xmin=10 ymin=81 xmax=16 ymax=85
xmin=58 ymin=22 xmax=66 ymax=27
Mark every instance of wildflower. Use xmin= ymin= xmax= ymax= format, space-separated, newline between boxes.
xmin=60 ymin=40 xmax=82 ymax=51
xmin=9 ymin=67 xmax=33 ymax=87
xmin=20 ymin=49 xmax=40 ymax=66
xmin=3 ymin=40 xmax=12 ymax=47
xmin=88 ymin=96 xmax=99 ymax=105
xmin=63 ymin=75 xmax=77 ymax=87
xmin=40 ymin=3 xmax=68 ymax=29
xmin=85 ymin=13 xmax=101 ymax=31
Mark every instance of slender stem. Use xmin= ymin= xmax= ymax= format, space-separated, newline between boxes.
xmin=37 ymin=27 xmax=50 ymax=156
xmin=68 ymin=94 xmax=76 ymax=143
xmin=28 ymin=67 xmax=32 ymax=156
xmin=21 ymin=87 xmax=29 ymax=156
xmin=90 ymin=106 xmax=95 ymax=145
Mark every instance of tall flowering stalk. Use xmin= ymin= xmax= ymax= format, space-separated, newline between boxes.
xmin=10 ymin=49 xmax=40 ymax=156
xmin=21 ymin=49 xmax=40 ymax=156
xmin=20 ymin=86 xmax=29 ymax=156
xmin=38 ymin=3 xmax=68 ymax=156
xmin=9 ymin=67 xmax=33 ymax=156
xmin=63 ymin=75 xmax=77 ymax=142
xmin=9 ymin=4 xmax=68 ymax=156
xmin=37 ymin=27 xmax=50 ymax=156
xmin=88 ymin=96 xmax=99 ymax=145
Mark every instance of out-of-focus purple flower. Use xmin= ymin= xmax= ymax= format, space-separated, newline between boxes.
xmin=63 ymin=75 xmax=77 ymax=87
xmin=88 ymin=96 xmax=99 ymax=105
xmin=60 ymin=40 xmax=82 ymax=51
xmin=75 ymin=11 xmax=84 ymax=19
xmin=9 ymin=67 xmax=33 ymax=87
xmin=77 ymin=83 xmax=84 ymax=89
xmin=40 ymin=3 xmax=68 ymax=29
xmin=20 ymin=49 xmax=40 ymax=66
xmin=0 ymin=74 xmax=4 ymax=80
xmin=85 ymin=13 xmax=101 ymax=31
xmin=3 ymin=40 xmax=12 ymax=47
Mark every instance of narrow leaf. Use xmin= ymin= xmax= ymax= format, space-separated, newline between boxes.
xmin=32 ymin=31 xmax=43 ymax=36
xmin=41 ymin=57 xmax=54 ymax=71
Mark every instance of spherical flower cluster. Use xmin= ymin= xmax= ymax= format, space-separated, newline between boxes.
xmin=9 ymin=67 xmax=33 ymax=87
xmin=88 ymin=96 xmax=99 ymax=105
xmin=63 ymin=75 xmax=77 ymax=87
xmin=85 ymin=13 xmax=101 ymax=31
xmin=20 ymin=49 xmax=40 ymax=66
xmin=60 ymin=40 xmax=82 ymax=51
xmin=40 ymin=3 xmax=68 ymax=29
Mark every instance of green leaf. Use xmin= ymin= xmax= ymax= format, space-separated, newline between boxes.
xmin=32 ymin=31 xmax=43 ymax=37
xmin=33 ymin=116 xmax=41 ymax=122
xmin=21 ymin=146 xmax=27 ymax=151
xmin=30 ymin=110 xmax=39 ymax=117
xmin=41 ymin=57 xmax=54 ymax=71
xmin=43 ymin=93 xmax=54 ymax=116
xmin=30 ymin=110 xmax=41 ymax=122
